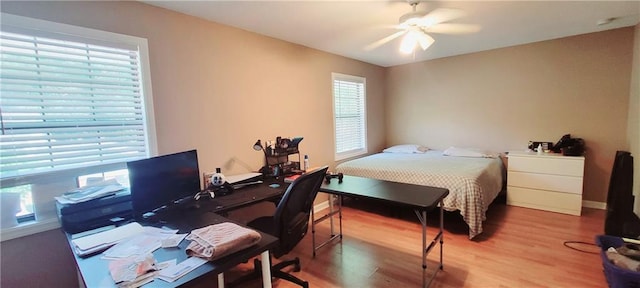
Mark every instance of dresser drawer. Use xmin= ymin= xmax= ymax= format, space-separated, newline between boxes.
xmin=507 ymin=171 xmax=583 ymax=194
xmin=507 ymin=186 xmax=582 ymax=215
xmin=508 ymin=156 xmax=584 ymax=177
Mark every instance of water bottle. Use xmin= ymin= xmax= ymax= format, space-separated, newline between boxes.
xmin=304 ymin=155 xmax=309 ymax=172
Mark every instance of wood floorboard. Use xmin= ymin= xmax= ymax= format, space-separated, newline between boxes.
xmin=192 ymin=201 xmax=607 ymax=287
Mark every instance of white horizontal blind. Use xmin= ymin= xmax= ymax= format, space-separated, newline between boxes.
xmin=0 ymin=30 xmax=148 ymax=179
xmin=332 ymin=73 xmax=366 ymax=159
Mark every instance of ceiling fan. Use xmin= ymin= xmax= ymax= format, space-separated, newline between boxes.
xmin=366 ymin=1 xmax=480 ymax=54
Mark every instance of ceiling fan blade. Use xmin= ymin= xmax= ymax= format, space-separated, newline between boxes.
xmin=419 ymin=8 xmax=466 ymax=27
xmin=426 ymin=23 xmax=481 ymax=34
xmin=364 ymin=30 xmax=406 ymax=51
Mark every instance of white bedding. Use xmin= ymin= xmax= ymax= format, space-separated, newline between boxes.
xmin=336 ymin=151 xmax=505 ymax=239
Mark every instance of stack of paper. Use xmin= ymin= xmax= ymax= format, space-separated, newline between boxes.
xmin=55 ymin=179 xmax=125 ymax=204
xmin=101 ymin=226 xmax=187 ymax=259
xmin=102 ymin=235 xmax=162 ymax=259
xmin=71 ymin=222 xmax=144 ymax=256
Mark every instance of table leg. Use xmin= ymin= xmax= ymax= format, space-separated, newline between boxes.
xmin=414 ymin=210 xmax=428 ymax=270
xmin=439 ymin=200 xmax=444 ymax=270
xmin=422 ymin=210 xmax=427 ymax=269
xmin=311 ymin=205 xmax=316 ymax=257
xmin=338 ymin=195 xmax=343 ymax=239
xmin=329 ymin=194 xmax=335 ymax=235
xmin=312 ymin=193 xmax=343 ymax=256
xmin=218 ymin=273 xmax=224 ymax=288
xmin=260 ymin=250 xmax=272 ymax=288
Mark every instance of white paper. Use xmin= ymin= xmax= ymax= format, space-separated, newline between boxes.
xmin=55 ymin=179 xmax=125 ymax=204
xmin=225 ymin=172 xmax=262 ymax=184
xmin=102 ymin=234 xmax=162 ymax=259
xmin=143 ymin=226 xmax=179 ymax=236
xmin=157 ymin=257 xmax=207 ymax=282
xmin=161 ymin=234 xmax=188 ymax=248
xmin=157 ymin=259 xmax=177 ymax=270
xmin=72 ymin=222 xmax=144 ymax=251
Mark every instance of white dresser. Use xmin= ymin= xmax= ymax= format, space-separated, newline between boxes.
xmin=506 ymin=151 xmax=585 ymax=216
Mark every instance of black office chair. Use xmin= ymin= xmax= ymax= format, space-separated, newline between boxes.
xmin=230 ymin=166 xmax=329 ymax=288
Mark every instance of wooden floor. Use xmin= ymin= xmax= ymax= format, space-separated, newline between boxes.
xmin=196 ymin=199 xmax=607 ymax=287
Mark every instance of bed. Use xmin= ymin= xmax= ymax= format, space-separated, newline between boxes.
xmin=335 ymin=147 xmax=505 ymax=239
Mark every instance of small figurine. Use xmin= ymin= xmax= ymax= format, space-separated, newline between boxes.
xmin=208 ymin=168 xmax=234 ymax=196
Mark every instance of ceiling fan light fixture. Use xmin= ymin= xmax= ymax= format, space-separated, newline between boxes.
xmin=366 ymin=1 xmax=477 ymax=55
xmin=400 ymin=30 xmax=420 ymax=54
xmin=400 ymin=28 xmax=434 ymax=54
xmin=417 ymin=33 xmax=435 ymax=50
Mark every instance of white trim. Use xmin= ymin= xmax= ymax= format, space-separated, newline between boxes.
xmin=1 ymin=13 xmax=146 ymax=49
xmin=314 ymin=199 xmax=331 ymax=213
xmin=583 ymin=200 xmax=606 ymax=210
xmin=331 ymin=72 xmax=368 ymax=161
xmin=0 ymin=218 xmax=60 ymax=242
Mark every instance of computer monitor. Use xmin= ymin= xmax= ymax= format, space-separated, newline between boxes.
xmin=127 ymin=149 xmax=201 ymax=220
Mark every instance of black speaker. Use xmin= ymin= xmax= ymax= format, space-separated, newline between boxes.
xmin=605 ymin=151 xmax=640 ymax=237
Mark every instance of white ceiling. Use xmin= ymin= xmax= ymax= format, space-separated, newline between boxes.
xmin=143 ymin=1 xmax=640 ymax=67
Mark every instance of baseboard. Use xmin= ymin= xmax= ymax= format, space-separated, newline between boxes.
xmin=314 ymin=200 xmax=330 ymax=212
xmin=583 ymin=200 xmax=606 ymax=210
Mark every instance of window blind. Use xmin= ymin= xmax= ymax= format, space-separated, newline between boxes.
xmin=332 ymin=74 xmax=366 ymax=158
xmin=0 ymin=30 xmax=148 ymax=179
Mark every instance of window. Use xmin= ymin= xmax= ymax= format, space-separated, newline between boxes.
xmin=0 ymin=13 xmax=156 ymax=239
xmin=332 ymin=73 xmax=367 ymax=160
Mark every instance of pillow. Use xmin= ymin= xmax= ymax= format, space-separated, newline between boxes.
xmin=383 ymin=144 xmax=429 ymax=154
xmin=443 ymin=146 xmax=496 ymax=158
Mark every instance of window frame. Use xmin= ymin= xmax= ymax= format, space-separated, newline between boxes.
xmin=0 ymin=13 xmax=157 ymax=241
xmin=331 ymin=72 xmax=368 ymax=161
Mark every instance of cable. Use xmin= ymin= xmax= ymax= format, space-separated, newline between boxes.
xmin=563 ymin=240 xmax=599 ymax=254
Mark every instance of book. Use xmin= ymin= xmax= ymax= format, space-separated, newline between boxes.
xmin=284 ymin=174 xmax=302 ymax=183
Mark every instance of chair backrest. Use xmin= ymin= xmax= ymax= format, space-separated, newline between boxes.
xmin=272 ymin=166 xmax=329 ymax=257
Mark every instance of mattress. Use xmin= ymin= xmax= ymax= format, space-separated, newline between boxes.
xmin=336 ymin=151 xmax=504 ymax=239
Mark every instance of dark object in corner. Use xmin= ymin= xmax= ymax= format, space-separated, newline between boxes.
xmin=325 ymin=172 xmax=343 ymax=184
xmin=605 ymin=151 xmax=640 ymax=238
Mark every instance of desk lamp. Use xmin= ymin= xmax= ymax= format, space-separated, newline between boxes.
xmin=253 ymin=140 xmax=270 ymax=176
xmin=253 ymin=140 xmax=263 ymax=152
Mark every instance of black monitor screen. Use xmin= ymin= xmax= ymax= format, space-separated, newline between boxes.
xmin=127 ymin=149 xmax=200 ymax=220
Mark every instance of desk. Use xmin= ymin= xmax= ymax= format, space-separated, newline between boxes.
xmin=70 ymin=210 xmax=278 ymax=287
xmin=315 ymin=175 xmax=449 ymax=287
xmin=193 ymin=181 xmax=284 ymax=214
